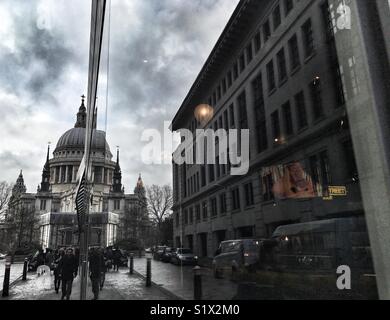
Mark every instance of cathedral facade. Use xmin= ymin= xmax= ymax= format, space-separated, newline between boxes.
xmin=4 ymin=97 xmax=148 ymax=250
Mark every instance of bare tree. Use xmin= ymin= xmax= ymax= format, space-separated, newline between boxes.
xmin=146 ymin=184 xmax=173 ymax=244
xmin=0 ymin=181 xmax=12 ymax=220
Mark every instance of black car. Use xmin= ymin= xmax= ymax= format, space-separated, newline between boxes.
xmin=153 ymin=246 xmax=167 ymax=261
xmin=161 ymin=247 xmax=174 ymax=263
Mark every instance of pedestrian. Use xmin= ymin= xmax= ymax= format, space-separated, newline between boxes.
xmin=89 ymin=247 xmax=103 ymax=300
xmin=37 ymin=248 xmax=45 ymax=267
xmin=45 ymin=248 xmax=54 ymax=270
xmin=53 ymin=249 xmax=64 ymax=294
xmin=58 ymin=247 xmax=78 ymax=300
xmin=113 ymin=248 xmax=122 ymax=272
xmin=100 ymin=248 xmax=107 ymax=290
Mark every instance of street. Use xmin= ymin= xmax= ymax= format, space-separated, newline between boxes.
xmin=132 ymin=257 xmax=238 ymax=300
xmin=1 ymin=257 xmax=239 ymax=300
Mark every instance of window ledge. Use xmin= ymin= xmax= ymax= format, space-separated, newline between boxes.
xmin=278 ymin=77 xmax=288 ymax=88
xmin=268 ymin=88 xmax=277 ymax=97
xmin=304 ymin=51 xmax=316 ymax=64
xmin=290 ymin=65 xmax=301 ymax=77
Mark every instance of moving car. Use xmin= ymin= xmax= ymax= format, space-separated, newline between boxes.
xmin=171 ymin=248 xmax=198 ymax=266
xmin=212 ymin=239 xmax=262 ymax=279
xmin=161 ymin=247 xmax=174 ymax=263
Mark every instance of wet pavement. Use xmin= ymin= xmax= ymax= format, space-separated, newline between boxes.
xmin=0 ymin=261 xmax=25 ymax=287
xmin=2 ymin=268 xmax=174 ymax=300
xmin=132 ymin=257 xmax=238 ymax=300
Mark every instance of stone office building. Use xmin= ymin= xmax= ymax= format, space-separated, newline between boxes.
xmin=171 ymin=0 xmax=389 ymax=257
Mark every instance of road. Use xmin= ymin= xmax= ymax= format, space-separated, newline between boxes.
xmin=132 ymin=257 xmax=238 ymax=300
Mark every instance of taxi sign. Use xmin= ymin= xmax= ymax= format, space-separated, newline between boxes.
xmin=328 ymin=186 xmax=347 ymax=196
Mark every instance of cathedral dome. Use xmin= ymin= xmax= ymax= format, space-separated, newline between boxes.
xmin=53 ymin=96 xmax=112 ymax=157
xmin=54 ymin=127 xmax=111 ymax=154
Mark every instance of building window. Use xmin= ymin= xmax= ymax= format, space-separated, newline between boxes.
xmin=263 ymin=20 xmax=271 ymax=43
xmin=222 ymin=78 xmax=227 ymax=94
xmin=211 ymin=198 xmax=217 ymax=217
xmin=114 ymin=200 xmax=120 ymax=210
xmin=257 ymin=120 xmax=268 ymax=153
xmin=184 ymin=209 xmax=188 ymax=225
xmin=271 ymin=110 xmax=281 ymax=142
xmin=244 ymin=182 xmax=254 ymax=206
xmin=189 ymin=207 xmax=194 ymax=224
xmin=223 ymin=110 xmax=228 ymax=130
xmin=284 ymin=0 xmax=293 ymax=16
xmin=232 ymin=187 xmax=241 ymax=210
xmin=246 ymin=42 xmax=253 ymax=63
xmin=196 ymin=205 xmax=201 ymax=222
xmin=262 ymin=174 xmax=275 ymax=201
xmin=277 ymin=48 xmax=287 ymax=82
xmin=227 ymin=71 xmax=233 ymax=87
xmin=176 ymin=212 xmax=180 ymax=227
xmin=295 ymin=91 xmax=308 ymax=129
xmin=239 ymin=53 xmax=246 ymax=73
xmin=233 ymin=63 xmax=239 ymax=80
xmin=40 ymin=199 xmax=46 ymax=211
xmin=310 ymin=77 xmax=324 ymax=120
xmin=229 ymin=104 xmax=235 ymax=127
xmin=201 ymin=166 xmax=206 ymax=187
xmin=273 ymin=5 xmax=281 ymax=30
xmin=208 ymin=165 xmax=215 ymax=182
xmin=282 ymin=101 xmax=294 ymax=136
xmin=254 ymin=31 xmax=262 ymax=52
xmin=288 ymin=34 xmax=300 ymax=71
xmin=202 ymin=201 xmax=208 ymax=220
xmin=216 ymin=156 xmax=220 ymax=178
xmin=220 ymin=193 xmax=227 ymax=215
xmin=252 ymin=74 xmax=268 ymax=153
xmin=238 ymin=91 xmax=248 ymax=129
xmin=217 ymin=86 xmax=221 ymax=101
xmin=309 ymin=151 xmax=331 ymax=194
xmin=267 ymin=60 xmax=276 ymax=92
xmin=302 ymin=19 xmax=315 ymax=58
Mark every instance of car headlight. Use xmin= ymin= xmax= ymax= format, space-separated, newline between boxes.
xmin=194 ymin=256 xmax=198 ymax=259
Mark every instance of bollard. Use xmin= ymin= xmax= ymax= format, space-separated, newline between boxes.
xmin=129 ymin=253 xmax=134 ymax=275
xmin=2 ymin=256 xmax=11 ymax=297
xmin=193 ymin=266 xmax=202 ymax=300
xmin=146 ymin=257 xmax=152 ymax=287
xmin=22 ymin=258 xmax=28 ymax=281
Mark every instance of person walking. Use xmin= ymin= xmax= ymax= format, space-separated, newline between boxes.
xmin=113 ymin=248 xmax=122 ymax=272
xmin=89 ymin=247 xmax=103 ymax=300
xmin=58 ymin=247 xmax=78 ymax=300
xmin=53 ymin=249 xmax=64 ymax=294
xmin=45 ymin=248 xmax=54 ymax=270
xmin=100 ymin=248 xmax=107 ymax=290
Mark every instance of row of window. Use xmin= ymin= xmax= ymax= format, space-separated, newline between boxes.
xmin=206 ymin=0 xmax=297 ymax=109
xmin=177 ymin=181 xmax=255 ymax=227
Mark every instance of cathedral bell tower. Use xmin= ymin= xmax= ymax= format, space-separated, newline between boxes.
xmin=39 ymin=143 xmax=51 ymax=192
xmin=112 ymin=147 xmax=123 ymax=193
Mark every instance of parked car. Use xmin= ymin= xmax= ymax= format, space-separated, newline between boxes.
xmin=0 ymin=252 xmax=6 ymax=260
xmin=161 ymin=247 xmax=174 ymax=263
xmin=153 ymin=246 xmax=168 ymax=261
xmin=171 ymin=248 xmax=198 ymax=266
xmin=212 ymin=239 xmax=262 ymax=279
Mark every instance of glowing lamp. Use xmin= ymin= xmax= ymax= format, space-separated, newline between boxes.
xmin=194 ymin=104 xmax=214 ymax=126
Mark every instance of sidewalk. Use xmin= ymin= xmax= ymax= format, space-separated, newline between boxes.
xmin=2 ymin=269 xmax=173 ymax=300
xmin=133 ymin=257 xmax=238 ymax=300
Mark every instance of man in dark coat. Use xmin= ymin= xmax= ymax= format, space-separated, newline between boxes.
xmin=58 ymin=247 xmax=78 ymax=300
xmin=89 ymin=247 xmax=103 ymax=300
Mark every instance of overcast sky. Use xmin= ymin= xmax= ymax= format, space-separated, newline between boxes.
xmin=0 ymin=0 xmax=239 ymax=192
